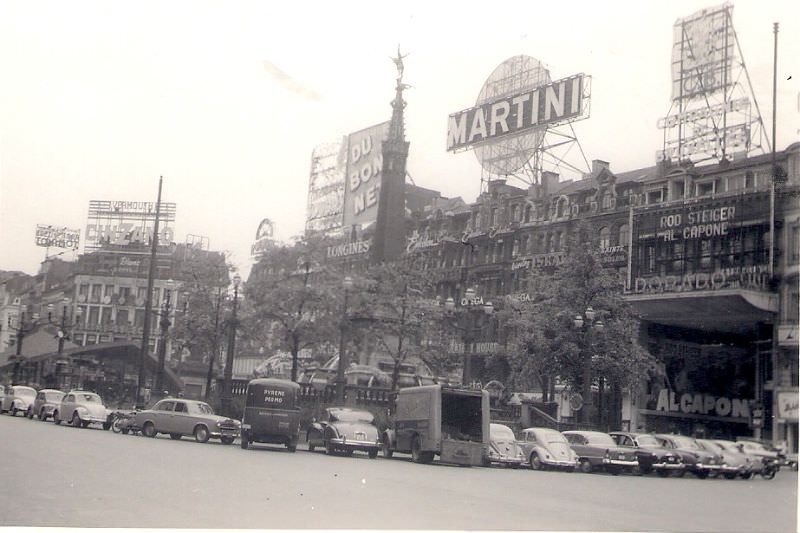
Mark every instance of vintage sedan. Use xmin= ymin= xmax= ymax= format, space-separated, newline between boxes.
xmin=483 ymin=423 xmax=525 ymax=467
xmin=654 ymin=434 xmax=723 ymax=479
xmin=27 ymin=389 xmax=65 ymax=421
xmin=519 ymin=427 xmax=579 ymax=471
xmin=562 ymin=430 xmax=639 ymax=475
xmin=53 ymin=390 xmax=111 ymax=429
xmin=698 ymin=439 xmax=751 ymax=479
xmin=610 ymin=431 xmax=685 ymax=477
xmin=306 ymin=407 xmax=380 ymax=458
xmin=1 ymin=385 xmax=37 ymax=417
xmin=134 ymin=398 xmax=240 ymax=444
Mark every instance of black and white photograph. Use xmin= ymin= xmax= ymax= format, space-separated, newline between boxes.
xmin=0 ymin=1 xmax=798 ymax=531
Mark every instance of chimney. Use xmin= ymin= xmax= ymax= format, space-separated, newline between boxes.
xmin=591 ymin=159 xmax=610 ymax=177
xmin=541 ymin=171 xmax=559 ymax=193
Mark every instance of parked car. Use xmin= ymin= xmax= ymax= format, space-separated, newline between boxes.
xmin=240 ymin=378 xmax=302 ymax=452
xmin=307 ymin=407 xmax=380 ymax=458
xmin=134 ymin=398 xmax=240 ymax=444
xmin=483 ymin=423 xmax=525 ymax=467
xmin=654 ymin=434 xmax=722 ymax=479
xmin=610 ymin=431 xmax=685 ymax=477
xmin=736 ymin=439 xmax=783 ymax=475
xmin=27 ymin=389 xmax=66 ymax=421
xmin=1 ymin=385 xmax=37 ymax=416
xmin=562 ymin=430 xmax=639 ymax=474
xmin=519 ymin=427 xmax=579 ymax=471
xmin=698 ymin=439 xmax=752 ymax=479
xmin=54 ymin=390 xmax=111 ymax=429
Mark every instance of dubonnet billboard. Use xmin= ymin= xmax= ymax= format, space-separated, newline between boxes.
xmin=341 ymin=122 xmax=390 ymax=229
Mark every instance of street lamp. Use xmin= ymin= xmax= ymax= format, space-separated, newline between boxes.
xmin=221 ymin=274 xmax=242 ymax=418
xmin=336 ymin=275 xmax=354 ymax=404
xmin=573 ymin=306 xmax=604 ymax=427
xmin=444 ymin=288 xmax=494 ymax=387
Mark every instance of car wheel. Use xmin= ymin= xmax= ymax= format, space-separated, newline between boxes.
xmin=27 ymin=409 xmax=33 ymax=419
xmin=382 ymin=438 xmax=393 ymax=459
xmin=221 ymin=436 xmax=235 ymax=445
xmin=308 ymin=443 xmax=315 ymax=452
xmin=53 ymin=411 xmax=61 ymax=425
xmin=656 ymin=469 xmax=671 ymax=478
xmin=368 ymin=449 xmax=378 ymax=459
xmin=39 ymin=409 xmax=46 ymax=421
xmin=142 ymin=422 xmax=156 ymax=438
xmin=675 ymin=469 xmax=687 ymax=478
xmin=606 ymin=466 xmax=621 ymax=476
xmin=723 ymin=472 xmax=737 ymax=480
xmin=286 ymin=442 xmax=297 ymax=452
xmin=694 ymin=470 xmax=709 ymax=479
xmin=71 ymin=412 xmax=82 ymax=428
xmin=740 ymin=472 xmax=753 ymax=480
xmin=170 ymin=433 xmax=182 ymax=440
xmin=529 ymin=453 xmax=543 ymax=471
xmin=579 ymin=459 xmax=593 ymax=474
xmin=11 ymin=406 xmax=18 ymax=417
xmin=240 ymin=431 xmax=249 ymax=450
xmin=112 ymin=419 xmax=123 ymax=433
xmin=81 ymin=421 xmax=90 ymax=428
xmin=411 ymin=436 xmax=423 ymax=463
xmin=102 ymin=421 xmax=111 ymax=431
xmin=194 ymin=425 xmax=210 ymax=444
xmin=325 ymin=440 xmax=336 ymax=456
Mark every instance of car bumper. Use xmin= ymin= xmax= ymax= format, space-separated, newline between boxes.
xmin=541 ymin=459 xmax=579 ymax=468
xmin=487 ymin=456 xmax=525 ymax=466
xmin=211 ymin=428 xmax=240 ymax=439
xmin=652 ymin=461 xmax=684 ymax=470
xmin=695 ymin=463 xmax=722 ymax=472
xmin=329 ymin=437 xmax=380 ymax=451
xmin=719 ymin=464 xmax=747 ymax=473
xmin=78 ymin=415 xmax=108 ymax=424
xmin=602 ymin=459 xmax=638 ymax=467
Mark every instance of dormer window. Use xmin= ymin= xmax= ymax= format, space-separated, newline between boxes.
xmin=696 ymin=179 xmax=717 ymax=197
xmin=646 ymin=189 xmax=664 ymax=204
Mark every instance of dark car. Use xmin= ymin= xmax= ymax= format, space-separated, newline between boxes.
xmin=610 ymin=431 xmax=685 ymax=477
xmin=562 ymin=430 xmax=639 ymax=475
xmin=654 ymin=434 xmax=723 ymax=479
xmin=307 ymin=407 xmax=380 ymax=458
xmin=27 ymin=389 xmax=66 ymax=421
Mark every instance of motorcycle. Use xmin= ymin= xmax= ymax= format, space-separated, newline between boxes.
xmin=760 ymin=457 xmax=780 ymax=480
xmin=109 ymin=410 xmax=139 ymax=435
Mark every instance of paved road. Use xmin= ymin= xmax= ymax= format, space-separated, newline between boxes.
xmin=0 ymin=415 xmax=796 ymax=531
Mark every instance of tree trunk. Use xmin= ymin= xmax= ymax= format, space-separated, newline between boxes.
xmin=290 ymin=335 xmax=299 ymax=383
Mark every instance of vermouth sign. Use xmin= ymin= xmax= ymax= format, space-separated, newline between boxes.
xmin=447 ymin=74 xmax=585 ymax=152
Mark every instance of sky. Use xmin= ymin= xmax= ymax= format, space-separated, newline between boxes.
xmin=1 ymin=0 xmax=798 ymax=279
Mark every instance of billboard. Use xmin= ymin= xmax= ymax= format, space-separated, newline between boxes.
xmin=85 ymin=200 xmax=176 ymax=252
xmin=251 ymin=218 xmax=275 ymax=259
xmin=305 ymin=140 xmax=348 ymax=233
xmin=342 ymin=122 xmax=390 ymax=229
xmin=447 ymin=74 xmax=585 ymax=152
xmin=35 ymin=225 xmax=80 ymax=250
xmin=671 ymin=3 xmax=734 ymax=102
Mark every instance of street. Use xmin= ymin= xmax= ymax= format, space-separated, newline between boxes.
xmin=0 ymin=414 xmax=796 ymax=531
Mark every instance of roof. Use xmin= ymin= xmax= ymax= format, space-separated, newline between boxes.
xmin=0 ymin=326 xmax=80 ymax=365
xmin=554 ymin=165 xmax=660 ymax=196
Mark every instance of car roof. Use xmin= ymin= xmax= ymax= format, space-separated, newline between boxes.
xmin=563 ymin=430 xmax=607 ymax=436
xmin=38 ymin=389 xmax=65 ymax=394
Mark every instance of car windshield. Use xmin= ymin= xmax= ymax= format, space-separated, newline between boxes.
xmin=330 ymin=409 xmax=374 ymax=423
xmin=700 ymin=440 xmax=722 ymax=451
xmin=635 ymin=435 xmax=661 ymax=447
xmin=78 ymin=393 xmax=101 ymax=403
xmin=584 ymin=433 xmax=616 ymax=446
xmin=536 ymin=430 xmax=567 ymax=444
xmin=45 ymin=392 xmax=64 ymax=402
xmin=16 ymin=388 xmax=36 ymax=399
xmin=672 ymin=436 xmax=701 ymax=449
xmin=491 ymin=425 xmax=516 ymax=441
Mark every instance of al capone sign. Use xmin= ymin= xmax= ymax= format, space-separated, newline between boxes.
xmin=447 ymin=74 xmax=585 ymax=152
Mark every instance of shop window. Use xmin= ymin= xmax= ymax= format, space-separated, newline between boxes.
xmin=671 ymin=242 xmax=685 ymax=274
xmin=598 ymin=227 xmax=610 ymax=250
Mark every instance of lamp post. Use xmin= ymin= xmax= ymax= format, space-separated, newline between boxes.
xmin=154 ymin=288 xmax=173 ymax=394
xmin=444 ymin=287 xmax=494 ymax=387
xmin=573 ymin=306 xmax=604 ymax=427
xmin=336 ymin=276 xmax=354 ymax=404
xmin=221 ymin=274 xmax=241 ymax=417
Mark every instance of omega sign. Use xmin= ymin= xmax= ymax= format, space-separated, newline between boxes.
xmin=656 ymin=390 xmax=751 ymax=419
xmin=447 ymin=74 xmax=585 ymax=152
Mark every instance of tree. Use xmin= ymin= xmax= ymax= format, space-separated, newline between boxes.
xmin=244 ymin=234 xmax=340 ymax=382
xmin=352 ymin=258 xmax=450 ymax=391
xmin=501 ymin=226 xmax=656 ymax=427
xmin=170 ymin=248 xmax=232 ymax=400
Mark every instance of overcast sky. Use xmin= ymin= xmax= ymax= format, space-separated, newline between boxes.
xmin=1 ymin=0 xmax=798 ymax=279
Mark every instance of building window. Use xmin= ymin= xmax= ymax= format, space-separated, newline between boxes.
xmin=90 ymin=284 xmax=102 ymax=303
xmin=646 ymin=189 xmax=663 ymax=204
xmin=618 ymin=224 xmax=629 ymax=246
xmin=78 ymin=284 xmax=89 ymax=300
xmin=512 ymin=239 xmax=519 ymax=257
xmin=524 ymin=205 xmax=532 ymax=223
xmin=599 ymin=227 xmax=610 ymax=249
xmin=671 ymin=180 xmax=686 ymax=200
xmin=101 ymin=307 xmax=112 ymax=325
xmin=745 ymin=171 xmax=755 ymax=190
xmin=699 ymin=240 xmax=712 ymax=269
xmin=788 ymin=292 xmax=799 ymax=323
xmin=791 ymin=225 xmax=800 ymax=262
xmin=696 ymin=180 xmax=717 ymax=197
xmin=88 ymin=306 xmax=99 ymax=326
xmin=511 ymin=204 xmax=519 ymax=222
xmin=116 ymin=309 xmax=130 ymax=326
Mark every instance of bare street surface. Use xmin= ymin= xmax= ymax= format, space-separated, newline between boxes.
xmin=0 ymin=415 xmax=796 ymax=531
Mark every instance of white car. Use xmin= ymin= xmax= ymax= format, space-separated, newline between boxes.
xmin=54 ymin=390 xmax=111 ymax=429
xmin=1 ymin=385 xmax=37 ymax=416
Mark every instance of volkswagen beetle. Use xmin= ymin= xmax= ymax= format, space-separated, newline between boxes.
xmin=520 ymin=427 xmax=580 ymax=471
xmin=53 ymin=390 xmax=111 ymax=429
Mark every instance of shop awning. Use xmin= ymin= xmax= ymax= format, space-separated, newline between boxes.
xmin=624 ymin=289 xmax=778 ymax=334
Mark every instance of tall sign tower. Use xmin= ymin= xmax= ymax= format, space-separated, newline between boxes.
xmin=372 ymin=48 xmax=411 ymax=263
xmin=658 ymin=2 xmax=769 ymax=164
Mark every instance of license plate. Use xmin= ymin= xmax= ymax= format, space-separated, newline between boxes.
xmin=618 ymin=454 xmax=625 ymax=460
xmin=355 ymin=432 xmax=366 ymax=440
